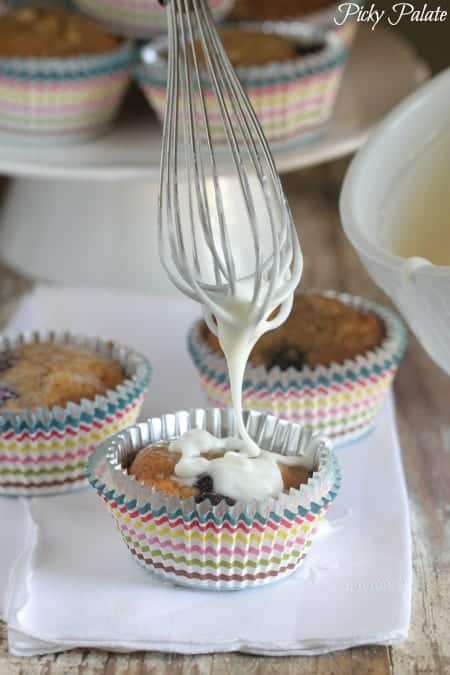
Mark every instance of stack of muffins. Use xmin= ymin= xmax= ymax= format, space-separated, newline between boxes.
xmin=0 ymin=0 xmax=357 ymax=144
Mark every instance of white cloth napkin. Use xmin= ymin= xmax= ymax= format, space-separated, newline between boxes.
xmin=3 ymin=285 xmax=412 ymax=656
xmin=0 ymin=497 xmax=30 ymax=620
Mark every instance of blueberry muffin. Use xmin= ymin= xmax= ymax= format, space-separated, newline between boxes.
xmin=88 ymin=408 xmax=340 ymax=589
xmin=0 ymin=342 xmax=125 ymax=411
xmin=188 ymin=292 xmax=407 ymax=444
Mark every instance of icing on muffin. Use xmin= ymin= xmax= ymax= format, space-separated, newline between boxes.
xmin=127 ymin=429 xmax=311 ymax=503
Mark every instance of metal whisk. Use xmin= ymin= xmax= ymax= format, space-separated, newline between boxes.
xmin=158 ymin=0 xmax=303 ymax=334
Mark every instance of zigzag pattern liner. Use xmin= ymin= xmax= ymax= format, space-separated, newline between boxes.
xmin=0 ymin=402 xmax=140 ymax=496
xmin=187 ymin=292 xmax=408 ymax=446
xmin=0 ymin=43 xmax=134 ymax=139
xmin=89 ymin=451 xmax=340 ymax=590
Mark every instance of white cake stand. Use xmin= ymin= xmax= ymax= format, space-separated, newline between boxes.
xmin=0 ymin=26 xmax=429 ymax=292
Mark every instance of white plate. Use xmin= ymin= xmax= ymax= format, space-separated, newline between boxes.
xmin=0 ymin=26 xmax=428 ymax=181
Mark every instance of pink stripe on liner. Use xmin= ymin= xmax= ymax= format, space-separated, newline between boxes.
xmin=0 ymin=93 xmax=121 ymax=115
xmin=110 ymin=500 xmax=308 ymax=534
xmin=111 ymin=504 xmax=313 ymax=535
xmin=120 ymin=530 xmax=309 ymax=558
xmin=204 ymin=96 xmax=329 ymax=124
xmin=1 ymin=401 xmax=137 ymax=441
xmin=201 ymin=68 xmax=337 ymax=99
xmin=0 ymin=448 xmax=92 ymax=464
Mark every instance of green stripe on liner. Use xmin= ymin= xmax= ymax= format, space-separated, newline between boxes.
xmin=0 ymin=461 xmax=85 ymax=477
xmin=0 ymin=108 xmax=116 ymax=124
xmin=122 ymin=537 xmax=312 ymax=570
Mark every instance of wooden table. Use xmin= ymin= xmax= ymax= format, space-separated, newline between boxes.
xmin=0 ymin=165 xmax=448 ymax=674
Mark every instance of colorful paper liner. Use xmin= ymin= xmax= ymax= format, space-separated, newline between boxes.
xmin=136 ymin=27 xmax=346 ymax=144
xmin=187 ymin=292 xmax=408 ymax=446
xmin=87 ymin=409 xmax=341 ymax=590
xmin=73 ymin=0 xmax=235 ymax=38
xmin=0 ymin=332 xmax=151 ymax=496
xmin=0 ymin=42 xmax=135 ymax=142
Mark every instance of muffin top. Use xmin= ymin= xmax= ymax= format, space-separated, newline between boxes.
xmin=230 ymin=0 xmax=335 ymax=21
xmin=201 ymin=293 xmax=385 ymax=370
xmin=0 ymin=7 xmax=120 ymax=58
xmin=0 ymin=342 xmax=125 ymax=411
xmin=195 ymin=28 xmax=299 ymax=68
xmin=128 ymin=431 xmax=311 ymax=504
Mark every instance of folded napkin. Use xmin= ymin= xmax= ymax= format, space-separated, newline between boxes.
xmin=0 ymin=497 xmax=30 ymax=620
xmin=4 ymin=285 xmax=412 ymax=656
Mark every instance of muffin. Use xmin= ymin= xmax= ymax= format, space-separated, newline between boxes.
xmin=230 ymin=0 xmax=360 ymax=48
xmin=188 ymin=291 xmax=408 ymax=444
xmin=0 ymin=332 xmax=151 ymax=496
xmin=0 ymin=6 xmax=134 ymax=142
xmin=72 ymin=0 xmax=235 ymax=39
xmin=137 ymin=24 xmax=346 ymax=144
xmin=88 ymin=408 xmax=341 ymax=590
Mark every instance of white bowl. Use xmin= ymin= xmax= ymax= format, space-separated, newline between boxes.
xmin=340 ymin=69 xmax=450 ymax=375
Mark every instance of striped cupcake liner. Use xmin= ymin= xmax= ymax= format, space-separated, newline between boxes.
xmin=87 ymin=408 xmax=341 ymax=590
xmin=0 ymin=42 xmax=135 ymax=143
xmin=0 ymin=332 xmax=151 ymax=496
xmin=187 ymin=292 xmax=408 ymax=446
xmin=73 ymin=0 xmax=235 ymax=38
xmin=136 ymin=23 xmax=346 ymax=144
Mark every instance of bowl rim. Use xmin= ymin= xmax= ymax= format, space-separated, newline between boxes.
xmin=340 ymin=67 xmax=450 ymax=278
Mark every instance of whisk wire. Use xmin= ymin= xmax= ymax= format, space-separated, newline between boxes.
xmin=158 ymin=0 xmax=303 ymax=328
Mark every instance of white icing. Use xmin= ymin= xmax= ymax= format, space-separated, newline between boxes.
xmin=169 ymin=429 xmax=285 ymax=500
xmin=167 ymin=280 xmax=307 ymax=501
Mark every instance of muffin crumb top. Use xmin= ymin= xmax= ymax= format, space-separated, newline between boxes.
xmin=0 ymin=341 xmax=125 ymax=411
xmin=0 ymin=7 xmax=120 ymax=58
xmin=195 ymin=28 xmax=300 ymax=68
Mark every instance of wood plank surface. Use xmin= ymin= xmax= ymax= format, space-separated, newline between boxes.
xmin=0 ymin=164 xmax=448 ymax=674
